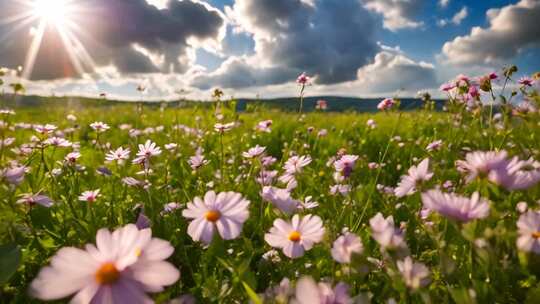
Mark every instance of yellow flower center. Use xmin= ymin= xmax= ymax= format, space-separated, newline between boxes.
xmin=532 ymin=232 xmax=540 ymax=239
xmin=288 ymin=231 xmax=302 ymax=242
xmin=95 ymin=262 xmax=120 ymax=285
xmin=205 ymin=210 xmax=221 ymax=222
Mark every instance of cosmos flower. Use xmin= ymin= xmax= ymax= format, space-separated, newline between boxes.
xmin=456 ymin=150 xmax=508 ymax=183
xmin=256 ymin=170 xmax=278 ymax=186
xmin=333 ymin=155 xmax=359 ymax=179
xmin=331 ymin=232 xmax=363 ymax=264
xmin=329 ymin=184 xmax=351 ymax=196
xmin=17 ymin=193 xmax=54 ymax=207
xmin=256 ymin=120 xmax=273 ymax=133
xmin=133 ymin=140 xmax=161 ymax=165
xmin=366 ymin=119 xmax=377 ymax=129
xmin=261 ymin=186 xmax=299 ymax=214
xmin=34 ymin=124 xmax=57 ymax=135
xmin=79 ymin=190 xmax=101 ymax=203
xmin=518 ymin=76 xmax=534 ymax=87
xmin=283 ymin=155 xmax=312 ymax=175
xmin=488 ymin=156 xmax=540 ymax=190
xmin=164 ymin=143 xmax=178 ymax=151
xmin=517 ymin=211 xmax=540 ymax=254
xmin=2 ymin=165 xmax=26 ymax=185
xmin=421 ymin=190 xmax=490 ymax=222
xmin=377 ymin=98 xmax=396 ymax=111
xmin=90 ymin=122 xmax=110 ymax=133
xmin=265 ymin=214 xmax=325 ymax=259
xmin=369 ymin=213 xmax=406 ymax=250
xmin=426 ymin=140 xmax=443 ymax=152
xmin=439 ymin=82 xmax=455 ymax=92
xmin=397 ymin=257 xmax=430 ymax=290
xmin=30 ymin=224 xmax=179 ymax=303
xmin=296 ymin=72 xmax=311 ymax=85
xmin=293 ymin=277 xmax=351 ymax=304
xmin=315 ymin=99 xmax=328 ymax=110
xmin=242 ymin=145 xmax=266 ymax=159
xmin=214 ymin=122 xmax=235 ymax=133
xmin=188 ymin=149 xmax=209 ymax=170
xmin=44 ymin=137 xmax=72 ymax=148
xmin=64 ymin=151 xmax=81 ymax=164
xmin=105 ymin=147 xmax=131 ymax=163
xmin=394 ymin=158 xmax=433 ymax=197
xmin=182 ymin=191 xmax=250 ymax=244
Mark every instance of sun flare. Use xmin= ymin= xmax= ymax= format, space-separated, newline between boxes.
xmin=31 ymin=0 xmax=70 ymax=26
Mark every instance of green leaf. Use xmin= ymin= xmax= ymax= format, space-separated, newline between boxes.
xmin=242 ymin=281 xmax=262 ymax=304
xmin=0 ymin=244 xmax=21 ymax=284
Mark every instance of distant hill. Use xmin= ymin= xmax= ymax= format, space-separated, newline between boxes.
xmin=0 ymin=94 xmax=445 ymax=113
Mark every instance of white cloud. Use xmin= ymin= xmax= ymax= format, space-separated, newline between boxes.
xmin=438 ymin=6 xmax=468 ymax=27
xmin=439 ymin=0 xmax=450 ymax=9
xmin=441 ymin=0 xmax=540 ymax=65
xmin=362 ymin=0 xmax=424 ymax=31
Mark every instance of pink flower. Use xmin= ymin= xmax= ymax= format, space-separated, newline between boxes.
xmin=214 ymin=122 xmax=235 ymax=133
xmin=293 ymin=277 xmax=351 ymax=304
xmin=333 ymin=155 xmax=359 ymax=179
xmin=283 ymin=155 xmax=312 ymax=175
xmin=265 ymin=214 xmax=325 ymax=259
xmin=90 ymin=122 xmax=110 ymax=133
xmin=30 ymin=224 xmax=179 ymax=303
xmin=331 ymin=232 xmax=363 ymax=264
xmin=133 ymin=140 xmax=161 ymax=165
xmin=439 ymin=82 xmax=455 ymax=92
xmin=79 ymin=189 xmax=101 ymax=203
xmin=17 ymin=193 xmax=54 ymax=207
xmin=44 ymin=137 xmax=72 ymax=148
xmin=34 ymin=124 xmax=57 ymax=135
xmin=64 ymin=152 xmax=81 ymax=164
xmin=456 ymin=151 xmax=508 ymax=183
xmin=315 ymin=100 xmax=328 ymax=110
xmin=488 ymin=156 xmax=540 ymax=190
xmin=182 ymin=191 xmax=250 ymax=244
xmin=242 ymin=145 xmax=266 ymax=159
xmin=394 ymin=158 xmax=433 ymax=197
xmin=2 ymin=165 xmax=26 ymax=185
xmin=256 ymin=120 xmax=273 ymax=133
xmin=369 ymin=213 xmax=406 ymax=250
xmin=105 ymin=147 xmax=130 ymax=163
xmin=329 ymin=184 xmax=351 ymax=196
xmin=296 ymin=72 xmax=311 ymax=85
xmin=188 ymin=149 xmax=209 ymax=170
xmin=426 ymin=140 xmax=443 ymax=152
xmin=366 ymin=119 xmax=376 ymax=129
xmin=518 ymin=76 xmax=534 ymax=87
xmin=377 ymin=98 xmax=396 ymax=111
xmin=261 ymin=186 xmax=299 ymax=214
xmin=421 ymin=190 xmax=490 ymax=222
xmin=517 ymin=211 xmax=540 ymax=254
xmin=397 ymin=257 xmax=430 ymax=290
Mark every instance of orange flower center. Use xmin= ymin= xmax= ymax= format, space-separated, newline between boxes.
xmin=288 ymin=231 xmax=301 ymax=242
xmin=532 ymin=232 xmax=540 ymax=239
xmin=205 ymin=210 xmax=221 ymax=222
xmin=95 ymin=262 xmax=120 ymax=285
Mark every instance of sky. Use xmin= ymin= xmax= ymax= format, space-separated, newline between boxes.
xmin=0 ymin=0 xmax=538 ymax=101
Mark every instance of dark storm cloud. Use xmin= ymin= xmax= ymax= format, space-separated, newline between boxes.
xmin=192 ymin=0 xmax=379 ymax=89
xmin=0 ymin=0 xmax=225 ymax=80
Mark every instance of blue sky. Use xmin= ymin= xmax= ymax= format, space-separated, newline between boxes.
xmin=0 ymin=0 xmax=538 ymax=100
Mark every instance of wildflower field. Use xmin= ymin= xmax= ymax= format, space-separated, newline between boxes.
xmin=1 ymin=71 xmax=540 ymax=303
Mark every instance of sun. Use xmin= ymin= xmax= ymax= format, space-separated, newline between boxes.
xmin=31 ymin=0 xmax=70 ymax=26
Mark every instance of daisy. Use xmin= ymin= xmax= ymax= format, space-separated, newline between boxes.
xmin=30 ymin=224 xmax=179 ymax=303
xmin=182 ymin=191 xmax=250 ymax=244
xmin=369 ymin=213 xmax=406 ymax=250
xmin=397 ymin=257 xmax=430 ymax=290
xmin=394 ymin=158 xmax=433 ymax=197
xmin=264 ymin=214 xmax=325 ymax=259
xmin=293 ymin=276 xmax=351 ymax=304
xmin=133 ymin=140 xmax=161 ymax=165
xmin=79 ymin=190 xmax=101 ymax=203
xmin=421 ymin=190 xmax=490 ymax=222
xmin=106 ymin=147 xmax=131 ymax=163
xmin=261 ymin=186 xmax=300 ymax=214
xmin=517 ymin=211 xmax=540 ymax=254
xmin=331 ymin=232 xmax=363 ymax=264
xmin=242 ymin=145 xmax=266 ymax=159
xmin=90 ymin=122 xmax=110 ymax=133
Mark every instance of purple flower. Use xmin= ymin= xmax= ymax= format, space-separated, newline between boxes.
xmin=334 ymin=155 xmax=359 ymax=179
xmin=182 ymin=191 xmax=250 ymax=244
xmin=17 ymin=193 xmax=54 ymax=207
xmin=242 ymin=145 xmax=266 ymax=159
xmin=2 ymin=165 xmax=26 ymax=185
xmin=261 ymin=186 xmax=299 ymax=214
xmin=456 ymin=150 xmax=508 ymax=183
xmin=518 ymin=76 xmax=534 ymax=87
xmin=421 ymin=190 xmax=489 ymax=222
